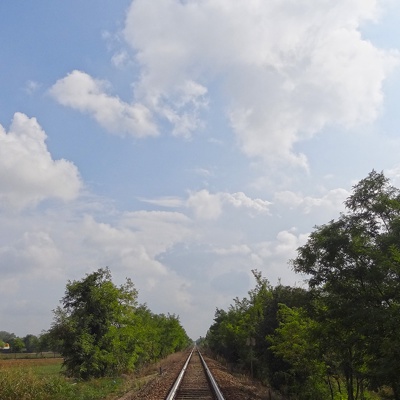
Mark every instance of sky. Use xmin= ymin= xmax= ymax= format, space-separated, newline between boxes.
xmin=1 ymin=0 xmax=400 ymax=340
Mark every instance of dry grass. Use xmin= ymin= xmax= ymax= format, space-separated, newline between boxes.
xmin=0 ymin=357 xmax=63 ymax=368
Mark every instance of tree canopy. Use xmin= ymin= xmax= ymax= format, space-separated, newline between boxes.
xmin=206 ymin=171 xmax=400 ymax=400
xmin=50 ymin=267 xmax=190 ymax=379
xmin=292 ymin=170 xmax=400 ymax=399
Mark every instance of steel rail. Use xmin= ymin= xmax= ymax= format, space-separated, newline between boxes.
xmin=198 ymin=349 xmax=225 ymax=400
xmin=165 ymin=346 xmax=225 ymax=400
xmin=165 ymin=347 xmax=195 ymax=400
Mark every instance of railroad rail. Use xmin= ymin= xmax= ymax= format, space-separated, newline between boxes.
xmin=165 ymin=347 xmax=225 ymax=400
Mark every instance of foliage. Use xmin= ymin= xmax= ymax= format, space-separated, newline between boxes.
xmin=10 ymin=337 xmax=25 ymax=353
xmin=292 ymin=170 xmax=400 ymax=400
xmin=206 ymin=170 xmax=400 ymax=400
xmin=268 ymin=304 xmax=330 ymax=399
xmin=0 ymin=331 xmax=16 ymax=344
xmin=206 ymin=270 xmax=311 ymax=384
xmin=38 ymin=330 xmax=62 ymax=354
xmin=23 ymin=334 xmax=39 ymax=353
xmin=50 ymin=267 xmax=190 ymax=380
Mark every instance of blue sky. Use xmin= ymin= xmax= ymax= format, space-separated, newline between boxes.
xmin=1 ymin=0 xmax=400 ymax=339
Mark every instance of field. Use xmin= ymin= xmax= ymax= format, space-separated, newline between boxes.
xmin=0 ymin=356 xmax=128 ymax=400
xmin=0 ymin=352 xmax=60 ymax=360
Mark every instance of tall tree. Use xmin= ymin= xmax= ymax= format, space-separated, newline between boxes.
xmin=292 ymin=170 xmax=400 ymax=399
xmin=11 ymin=337 xmax=25 ymax=353
xmin=23 ymin=334 xmax=39 ymax=353
xmin=0 ymin=331 xmax=16 ymax=344
xmin=268 ymin=304 xmax=331 ymax=399
xmin=50 ymin=268 xmax=139 ymax=379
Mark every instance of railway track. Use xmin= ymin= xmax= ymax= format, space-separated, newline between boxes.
xmin=165 ymin=347 xmax=225 ymax=400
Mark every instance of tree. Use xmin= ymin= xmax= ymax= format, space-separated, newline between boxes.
xmin=50 ymin=267 xmax=139 ymax=379
xmin=292 ymin=171 xmax=400 ymax=399
xmin=0 ymin=331 xmax=16 ymax=344
xmin=268 ymin=304 xmax=331 ymax=399
xmin=11 ymin=337 xmax=25 ymax=353
xmin=206 ymin=270 xmax=312 ymax=386
xmin=23 ymin=334 xmax=39 ymax=353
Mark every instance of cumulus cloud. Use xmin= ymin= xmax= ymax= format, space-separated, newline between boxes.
xmin=187 ymin=190 xmax=223 ymax=219
xmin=251 ymin=229 xmax=310 ymax=283
xmin=75 ymin=213 xmax=194 ymax=311
xmin=0 ymin=207 xmax=196 ymax=334
xmin=0 ymin=231 xmax=62 ymax=278
xmin=0 ymin=112 xmax=82 ymax=209
xmin=275 ymin=188 xmax=349 ymax=214
xmin=73 ymin=211 xmax=193 ymax=282
xmin=187 ymin=189 xmax=270 ymax=219
xmin=223 ymin=192 xmax=271 ymax=214
xmin=50 ymin=70 xmax=158 ymax=137
xmin=123 ymin=0 xmax=398 ymax=164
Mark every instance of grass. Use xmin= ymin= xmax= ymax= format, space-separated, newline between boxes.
xmin=0 ymin=358 xmax=128 ymax=400
xmin=0 ymin=353 xmax=175 ymax=400
xmin=0 ymin=352 xmax=61 ymax=360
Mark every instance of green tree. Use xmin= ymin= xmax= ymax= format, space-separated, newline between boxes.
xmin=38 ymin=331 xmax=51 ymax=353
xmin=50 ymin=267 xmax=139 ymax=379
xmin=11 ymin=337 xmax=25 ymax=353
xmin=23 ymin=334 xmax=39 ymax=353
xmin=0 ymin=331 xmax=16 ymax=344
xmin=292 ymin=170 xmax=400 ymax=399
xmin=268 ymin=304 xmax=331 ymax=399
xmin=157 ymin=313 xmax=189 ymax=357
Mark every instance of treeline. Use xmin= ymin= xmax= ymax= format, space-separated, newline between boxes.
xmin=0 ymin=331 xmax=57 ymax=354
xmin=3 ymin=268 xmax=191 ymax=380
xmin=205 ymin=171 xmax=400 ymax=400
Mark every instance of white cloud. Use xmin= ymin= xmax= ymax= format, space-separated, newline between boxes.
xmin=187 ymin=189 xmax=223 ymax=220
xmin=0 ymin=207 xmax=196 ymax=334
xmin=50 ymin=70 xmax=158 ymax=137
xmin=0 ymin=231 xmax=62 ymax=279
xmin=49 ymin=209 xmax=187 ymax=270
xmin=0 ymin=113 xmax=82 ymax=210
xmin=159 ymin=80 xmax=208 ymax=138
xmin=275 ymin=188 xmax=349 ymax=214
xmin=193 ymin=167 xmax=213 ymax=177
xmin=222 ymin=192 xmax=271 ymax=214
xmin=119 ymin=211 xmax=193 ymax=257
xmin=251 ymin=229 xmax=310 ymax=283
xmin=187 ymin=189 xmax=270 ymax=219
xmin=111 ymin=50 xmax=129 ymax=68
xmin=139 ymin=196 xmax=185 ymax=208
xmin=123 ymin=0 xmax=398 ymax=164
xmin=72 ymin=213 xmax=195 ymax=315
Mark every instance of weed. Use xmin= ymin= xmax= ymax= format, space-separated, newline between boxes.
xmin=0 ymin=364 xmax=124 ymax=400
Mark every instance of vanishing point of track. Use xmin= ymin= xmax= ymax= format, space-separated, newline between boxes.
xmin=165 ymin=347 xmax=225 ymax=400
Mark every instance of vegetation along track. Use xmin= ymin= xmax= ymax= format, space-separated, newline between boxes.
xmin=165 ymin=347 xmax=225 ymax=400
